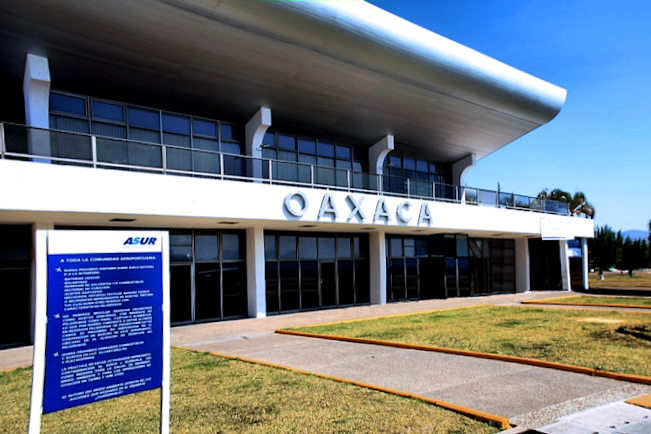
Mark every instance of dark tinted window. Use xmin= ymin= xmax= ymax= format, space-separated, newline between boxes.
xmin=222 ymin=233 xmax=242 ymax=260
xmin=298 ymin=138 xmax=316 ymax=155
xmin=128 ymin=107 xmax=160 ymax=130
xmin=50 ymin=93 xmax=86 ymax=116
xmin=193 ymin=119 xmax=217 ymax=137
xmin=317 ymin=142 xmax=335 ymax=158
xmin=162 ymin=113 xmax=190 ymax=134
xmin=92 ymin=101 xmax=124 ymax=122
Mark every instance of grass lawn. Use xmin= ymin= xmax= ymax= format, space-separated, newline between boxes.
xmin=589 ymin=270 xmax=651 ymax=288
xmin=534 ymin=295 xmax=651 ymax=307
xmin=0 ymin=348 xmax=499 ymax=434
xmin=289 ymin=306 xmax=651 ymax=377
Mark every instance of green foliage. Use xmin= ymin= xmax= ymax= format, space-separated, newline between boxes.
xmin=537 ymin=188 xmax=595 ymax=218
xmin=590 ymin=225 xmax=650 ymax=275
xmin=618 ymin=237 xmax=649 ymax=275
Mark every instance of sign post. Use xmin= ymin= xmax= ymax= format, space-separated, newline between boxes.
xmin=29 ymin=230 xmax=170 ymax=433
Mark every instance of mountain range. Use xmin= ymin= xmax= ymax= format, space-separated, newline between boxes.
xmin=622 ymin=230 xmax=650 ymax=241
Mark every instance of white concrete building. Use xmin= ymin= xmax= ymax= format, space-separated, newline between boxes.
xmin=0 ymin=0 xmax=593 ymax=349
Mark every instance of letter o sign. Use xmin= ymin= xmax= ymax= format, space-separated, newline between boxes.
xmin=284 ymin=191 xmax=309 ymax=217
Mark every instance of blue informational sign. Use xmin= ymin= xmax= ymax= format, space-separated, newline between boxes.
xmin=43 ymin=233 xmax=164 ymax=414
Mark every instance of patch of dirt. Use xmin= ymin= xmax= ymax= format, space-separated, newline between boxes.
xmin=578 ymin=318 xmax=625 ymax=324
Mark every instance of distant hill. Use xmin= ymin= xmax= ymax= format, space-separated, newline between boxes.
xmin=622 ymin=230 xmax=650 ymax=241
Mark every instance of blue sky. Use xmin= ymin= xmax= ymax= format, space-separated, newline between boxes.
xmin=368 ymin=0 xmax=651 ymax=233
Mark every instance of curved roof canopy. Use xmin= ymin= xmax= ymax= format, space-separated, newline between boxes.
xmin=0 ymin=0 xmax=566 ymax=162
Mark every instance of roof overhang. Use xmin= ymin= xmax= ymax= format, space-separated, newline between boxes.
xmin=0 ymin=0 xmax=566 ymax=162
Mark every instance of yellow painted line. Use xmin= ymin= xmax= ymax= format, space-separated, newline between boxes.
xmin=522 ymin=297 xmax=651 ymax=310
xmin=626 ymin=394 xmax=651 ymax=409
xmin=276 ymin=330 xmax=651 ymax=387
xmin=175 ymin=346 xmax=511 ymax=430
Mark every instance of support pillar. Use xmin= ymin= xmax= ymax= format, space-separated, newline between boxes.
xmin=559 ymin=240 xmax=571 ymax=291
xmin=581 ymin=237 xmax=589 ymax=290
xmin=369 ymin=135 xmax=394 ymax=175
xmin=369 ymin=230 xmax=386 ymax=305
xmin=246 ymin=227 xmax=266 ymax=318
xmin=30 ymin=222 xmax=54 ymax=343
xmin=452 ymin=154 xmax=476 ymax=203
xmin=245 ymin=107 xmax=272 ymax=181
xmin=23 ymin=54 xmax=51 ymax=161
xmin=515 ymin=238 xmax=530 ymax=293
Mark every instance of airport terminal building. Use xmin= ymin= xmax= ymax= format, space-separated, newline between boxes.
xmin=0 ymin=0 xmax=593 ymax=349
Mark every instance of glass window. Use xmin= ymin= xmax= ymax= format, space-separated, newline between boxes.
xmin=278 ymin=134 xmax=296 ymax=150
xmin=195 ymin=233 xmax=219 ymax=261
xmin=221 ymin=124 xmax=234 ymax=140
xmin=429 ymin=162 xmax=439 ymax=173
xmin=335 ymin=160 xmax=352 ymax=170
xmin=390 ymin=238 xmax=403 ymax=257
xmin=298 ymin=138 xmax=316 ymax=155
xmin=222 ymin=142 xmax=241 ymax=155
xmin=404 ymin=237 xmax=415 ymax=257
xmin=265 ymin=235 xmax=277 ymax=259
xmin=318 ymin=237 xmax=336 ymax=260
xmin=298 ymin=154 xmax=316 ymax=165
xmin=50 ymin=93 xmax=86 ymax=116
xmin=352 ymin=162 xmax=362 ymax=172
xmin=336 ymin=145 xmax=351 ymax=160
xmin=299 ymin=236 xmax=317 ymax=260
xmin=92 ymin=101 xmax=124 ymax=122
xmin=317 ymin=157 xmax=334 ymax=167
xmin=317 ymin=142 xmax=335 ymax=158
xmin=162 ymin=113 xmax=190 ymax=134
xmin=354 ymin=148 xmax=366 ymax=162
xmin=389 ymin=155 xmax=401 ymax=167
xmin=128 ymin=107 xmax=160 ymax=130
xmin=416 ymin=160 xmax=428 ymax=173
xmin=262 ymin=148 xmax=276 ymax=160
xmin=354 ymin=236 xmax=368 ymax=258
xmin=222 ymin=233 xmax=242 ymax=260
xmin=278 ymin=150 xmax=298 ymax=162
xmin=403 ymin=158 xmax=415 ymax=171
xmin=279 ymin=235 xmax=297 ymax=260
xmin=456 ymin=235 xmax=469 ymax=257
xmin=416 ymin=238 xmax=428 ymax=257
xmin=337 ymin=237 xmax=351 ymax=258
xmin=263 ymin=132 xmax=275 ymax=146
xmin=194 ymin=119 xmax=217 ymax=137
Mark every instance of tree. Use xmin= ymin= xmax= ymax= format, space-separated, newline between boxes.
xmin=537 ymin=188 xmax=595 ymax=218
xmin=589 ymin=225 xmax=620 ymax=279
xmin=618 ymin=238 xmax=649 ymax=277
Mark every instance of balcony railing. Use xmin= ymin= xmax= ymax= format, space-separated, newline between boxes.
xmin=0 ymin=123 xmax=569 ymax=215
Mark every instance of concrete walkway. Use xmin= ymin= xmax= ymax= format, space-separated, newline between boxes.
xmin=4 ymin=291 xmax=651 ymax=432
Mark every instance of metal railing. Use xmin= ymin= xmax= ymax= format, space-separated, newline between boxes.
xmin=0 ymin=122 xmax=570 ymax=215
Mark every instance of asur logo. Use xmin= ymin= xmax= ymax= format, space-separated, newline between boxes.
xmin=123 ymin=237 xmax=157 ymax=245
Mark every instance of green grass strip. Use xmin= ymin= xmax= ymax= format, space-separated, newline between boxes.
xmin=286 ymin=306 xmax=651 ymax=378
xmin=523 ymin=295 xmax=651 ymax=309
xmin=0 ymin=347 xmax=499 ymax=434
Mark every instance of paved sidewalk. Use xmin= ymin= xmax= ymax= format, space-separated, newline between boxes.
xmin=3 ymin=290 xmax=651 ymax=432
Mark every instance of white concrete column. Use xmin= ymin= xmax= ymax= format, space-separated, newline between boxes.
xmin=23 ymin=54 xmax=52 ymax=161
xmin=245 ymin=108 xmax=272 ymax=182
xmin=581 ymin=237 xmax=589 ymax=290
xmin=246 ymin=227 xmax=266 ymax=318
xmin=559 ymin=240 xmax=571 ymax=291
xmin=452 ymin=154 xmax=476 ymax=203
xmin=515 ymin=238 xmax=530 ymax=293
xmin=30 ymin=222 xmax=54 ymax=343
xmin=369 ymin=135 xmax=394 ymax=175
xmin=369 ymin=230 xmax=387 ymax=305
xmin=245 ymin=107 xmax=272 ymax=158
